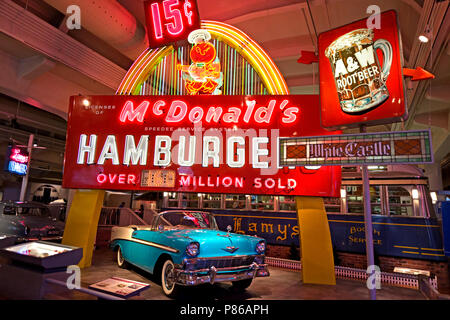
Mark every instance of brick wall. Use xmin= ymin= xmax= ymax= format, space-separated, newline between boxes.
xmin=267 ymin=244 xmax=450 ymax=293
xmin=266 ymin=244 xmax=300 ymax=260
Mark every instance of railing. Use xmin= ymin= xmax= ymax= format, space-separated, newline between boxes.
xmin=98 ymin=207 xmax=149 ymax=226
xmin=265 ymin=256 xmax=439 ymax=291
xmin=265 ymin=257 xmax=302 ymax=271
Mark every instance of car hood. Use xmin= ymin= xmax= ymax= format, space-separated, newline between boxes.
xmin=19 ymin=216 xmax=64 ymax=230
xmin=163 ymin=229 xmax=263 ymax=257
xmin=3 ymin=215 xmax=65 ymax=237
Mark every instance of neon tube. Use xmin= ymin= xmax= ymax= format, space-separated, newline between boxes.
xmin=116 ymin=20 xmax=289 ymax=95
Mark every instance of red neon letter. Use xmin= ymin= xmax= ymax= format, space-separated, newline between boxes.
xmin=223 ymin=107 xmax=241 ymax=123
xmin=153 ymin=100 xmax=165 ymax=116
xmin=205 ymin=107 xmax=223 ymax=123
xmin=184 ymin=0 xmax=193 ymax=25
xmin=163 ymin=0 xmax=184 ymax=36
xmin=243 ymin=100 xmax=256 ymax=123
xmin=127 ymin=174 xmax=136 ymax=184
xmin=188 ymin=107 xmax=204 ymax=123
xmin=151 ymin=3 xmax=163 ymax=39
xmin=97 ymin=174 xmax=107 ymax=184
xmin=166 ymin=100 xmax=187 ymax=122
xmin=179 ymin=175 xmax=191 ymax=186
xmin=119 ymin=100 xmax=150 ymax=123
xmin=254 ymin=100 xmax=276 ymax=124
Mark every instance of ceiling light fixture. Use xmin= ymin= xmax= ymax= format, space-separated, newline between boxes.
xmin=82 ymin=99 xmax=90 ymax=107
xmin=418 ymin=34 xmax=429 ymax=43
xmin=419 ymin=28 xmax=432 ymax=43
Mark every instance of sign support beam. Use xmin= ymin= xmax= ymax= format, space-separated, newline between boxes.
xmin=62 ymin=189 xmax=105 ymax=268
xmin=19 ymin=134 xmax=33 ymax=202
xmin=362 ymin=165 xmax=376 ymax=299
xmin=360 ymin=125 xmax=376 ymax=300
xmin=295 ymin=196 xmax=336 ymax=285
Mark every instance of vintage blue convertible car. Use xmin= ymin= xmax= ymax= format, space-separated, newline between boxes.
xmin=110 ymin=210 xmax=269 ymax=297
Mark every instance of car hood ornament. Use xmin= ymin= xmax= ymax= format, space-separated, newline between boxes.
xmin=217 ymin=225 xmax=233 ymax=238
xmin=222 ymin=246 xmax=239 ymax=253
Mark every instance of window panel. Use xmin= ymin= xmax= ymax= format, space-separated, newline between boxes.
xmin=324 ymin=197 xmax=341 ymax=213
xmin=279 ymin=195 xmax=295 ymax=211
xmin=224 ymin=194 xmax=246 ymax=209
xmin=250 ymin=195 xmax=274 ymax=211
xmin=180 ymin=193 xmax=199 ymax=209
xmin=203 ymin=193 xmax=222 ymax=209
xmin=388 ymin=186 xmax=414 ymax=216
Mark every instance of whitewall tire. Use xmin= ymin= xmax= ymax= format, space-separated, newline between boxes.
xmin=161 ymin=259 xmax=179 ymax=297
xmin=117 ymin=247 xmax=129 ymax=269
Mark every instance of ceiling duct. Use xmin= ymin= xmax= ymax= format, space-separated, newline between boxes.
xmin=42 ymin=0 xmax=149 ymax=60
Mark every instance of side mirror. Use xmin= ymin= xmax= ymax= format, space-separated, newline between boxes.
xmin=227 ymin=225 xmax=232 ymax=233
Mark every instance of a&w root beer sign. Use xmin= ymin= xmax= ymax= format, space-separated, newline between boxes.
xmin=319 ymin=10 xmax=407 ymax=129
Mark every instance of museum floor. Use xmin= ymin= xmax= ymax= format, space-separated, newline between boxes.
xmin=40 ymin=248 xmax=425 ymax=300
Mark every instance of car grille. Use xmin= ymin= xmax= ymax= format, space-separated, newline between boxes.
xmin=186 ymin=256 xmax=258 ymax=270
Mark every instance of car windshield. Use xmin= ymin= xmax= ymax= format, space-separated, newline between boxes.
xmin=2 ymin=205 xmax=50 ymax=217
xmin=156 ymin=211 xmax=218 ymax=230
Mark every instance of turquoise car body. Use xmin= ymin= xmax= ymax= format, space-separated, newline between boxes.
xmin=110 ymin=210 xmax=269 ymax=286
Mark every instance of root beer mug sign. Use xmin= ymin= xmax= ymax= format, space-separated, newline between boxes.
xmin=325 ymin=29 xmax=392 ymax=114
xmin=319 ymin=10 xmax=407 ymax=129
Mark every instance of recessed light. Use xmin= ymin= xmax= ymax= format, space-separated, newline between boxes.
xmin=82 ymin=99 xmax=90 ymax=107
xmin=418 ymin=34 xmax=429 ymax=43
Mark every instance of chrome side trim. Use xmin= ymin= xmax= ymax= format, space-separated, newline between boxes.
xmin=110 ymin=226 xmax=180 ymax=253
xmin=113 ymin=238 xmax=179 ymax=253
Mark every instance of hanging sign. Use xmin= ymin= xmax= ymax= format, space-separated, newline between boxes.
xmin=63 ymin=95 xmax=341 ymax=197
xmin=144 ymin=0 xmax=201 ymax=49
xmin=279 ymin=130 xmax=433 ymax=167
xmin=318 ymin=10 xmax=407 ymax=129
xmin=4 ymin=145 xmax=29 ymax=176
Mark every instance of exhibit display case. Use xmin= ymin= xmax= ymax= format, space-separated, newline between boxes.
xmin=0 ymin=235 xmax=16 ymax=249
xmin=1 ymin=241 xmax=82 ymax=269
xmin=0 ymin=241 xmax=83 ymax=299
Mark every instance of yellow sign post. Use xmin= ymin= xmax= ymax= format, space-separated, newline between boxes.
xmin=296 ymin=196 xmax=336 ymax=285
xmin=62 ymin=190 xmax=105 ymax=268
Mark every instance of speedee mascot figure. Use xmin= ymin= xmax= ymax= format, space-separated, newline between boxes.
xmin=177 ymin=29 xmax=223 ymax=95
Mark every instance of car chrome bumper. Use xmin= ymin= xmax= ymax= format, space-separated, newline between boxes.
xmin=175 ymin=262 xmax=270 ymax=286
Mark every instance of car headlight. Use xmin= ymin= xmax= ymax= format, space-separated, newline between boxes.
xmin=186 ymin=242 xmax=200 ymax=257
xmin=256 ymin=241 xmax=266 ymax=254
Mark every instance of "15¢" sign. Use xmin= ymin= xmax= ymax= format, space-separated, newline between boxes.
xmin=144 ymin=0 xmax=201 ymax=49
